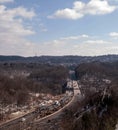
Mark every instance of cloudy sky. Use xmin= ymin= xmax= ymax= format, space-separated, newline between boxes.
xmin=0 ymin=0 xmax=118 ymax=56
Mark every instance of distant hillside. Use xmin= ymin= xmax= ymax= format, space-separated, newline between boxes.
xmin=0 ymin=55 xmax=24 ymax=61
xmin=0 ymin=55 xmax=118 ymax=64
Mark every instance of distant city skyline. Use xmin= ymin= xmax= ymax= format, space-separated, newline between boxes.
xmin=0 ymin=0 xmax=118 ymax=56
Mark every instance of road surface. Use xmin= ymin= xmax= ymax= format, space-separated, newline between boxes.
xmin=28 ymin=80 xmax=82 ymax=130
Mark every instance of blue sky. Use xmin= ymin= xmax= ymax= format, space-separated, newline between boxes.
xmin=0 ymin=0 xmax=118 ymax=56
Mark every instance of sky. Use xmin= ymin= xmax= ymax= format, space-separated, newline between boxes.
xmin=0 ymin=0 xmax=118 ymax=56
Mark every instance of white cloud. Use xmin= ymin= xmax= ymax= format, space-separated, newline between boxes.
xmin=109 ymin=32 xmax=118 ymax=38
xmin=48 ymin=8 xmax=83 ymax=20
xmin=0 ymin=5 xmax=35 ymax=36
xmin=85 ymin=0 xmax=116 ymax=15
xmin=1 ymin=33 xmax=117 ymax=56
xmin=77 ymin=40 xmax=118 ymax=56
xmin=48 ymin=0 xmax=117 ymax=20
xmin=0 ymin=40 xmax=35 ymax=57
xmin=85 ymin=40 xmax=110 ymax=44
xmin=60 ymin=34 xmax=89 ymax=40
xmin=0 ymin=3 xmax=36 ymax=56
xmin=0 ymin=0 xmax=14 ymax=3
xmin=33 ymin=35 xmax=118 ymax=56
xmin=0 ymin=5 xmax=36 ymax=20
xmin=11 ymin=7 xmax=36 ymax=19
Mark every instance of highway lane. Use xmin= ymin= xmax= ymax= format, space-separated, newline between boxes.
xmin=37 ymin=81 xmax=81 ymax=120
xmin=36 ymin=83 xmax=80 ymax=122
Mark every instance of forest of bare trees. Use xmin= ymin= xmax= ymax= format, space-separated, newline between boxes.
xmin=0 ymin=63 xmax=69 ymax=106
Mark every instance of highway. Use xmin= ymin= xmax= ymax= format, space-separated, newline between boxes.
xmin=28 ymin=80 xmax=82 ymax=130
xmin=0 ymin=80 xmax=81 ymax=130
